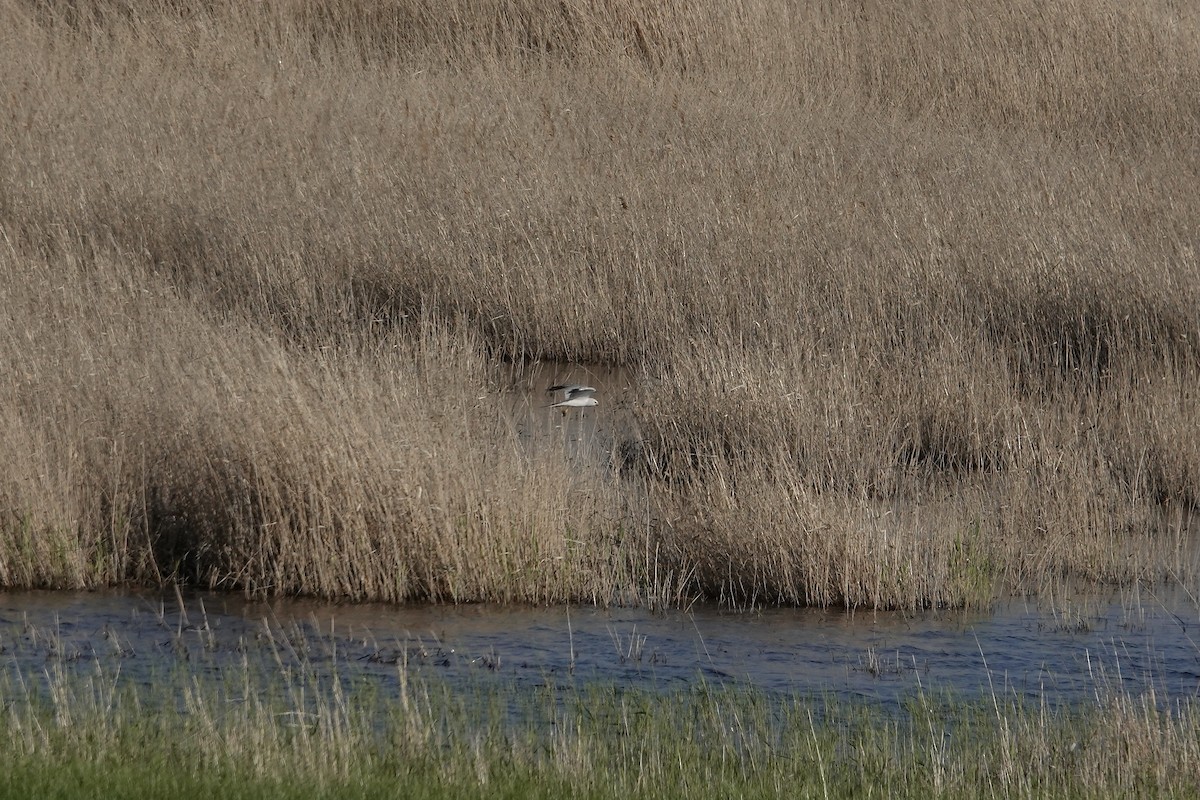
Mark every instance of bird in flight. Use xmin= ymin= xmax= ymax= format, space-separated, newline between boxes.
xmin=547 ymin=384 xmax=598 ymax=413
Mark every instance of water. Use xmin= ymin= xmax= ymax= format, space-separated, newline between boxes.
xmin=3 ymin=588 xmax=1198 ymax=708
xmin=470 ymin=363 xmax=1200 ymax=705
xmin=497 ymin=359 xmax=653 ymax=473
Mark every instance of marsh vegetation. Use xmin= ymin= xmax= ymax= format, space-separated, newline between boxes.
xmin=3 ymin=599 xmax=1200 ymax=799
xmin=1 ymin=0 xmax=1199 ymax=608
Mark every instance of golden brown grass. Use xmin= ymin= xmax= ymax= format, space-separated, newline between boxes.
xmin=1 ymin=0 xmax=1198 ymax=607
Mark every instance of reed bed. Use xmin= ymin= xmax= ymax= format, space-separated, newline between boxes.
xmin=1 ymin=0 xmax=1198 ymax=607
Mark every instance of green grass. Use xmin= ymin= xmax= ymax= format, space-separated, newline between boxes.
xmin=0 ymin=749 xmax=584 ymax=800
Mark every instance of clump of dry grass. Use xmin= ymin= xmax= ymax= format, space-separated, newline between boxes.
xmin=0 ymin=241 xmax=655 ymax=602
xmin=1 ymin=0 xmax=1198 ymax=606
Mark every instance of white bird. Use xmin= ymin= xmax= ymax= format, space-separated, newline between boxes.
xmin=547 ymin=384 xmax=598 ymax=412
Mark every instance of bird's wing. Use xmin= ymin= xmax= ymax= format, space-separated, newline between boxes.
xmin=547 ymin=384 xmax=596 ymax=399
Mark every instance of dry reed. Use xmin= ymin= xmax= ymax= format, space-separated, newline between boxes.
xmin=1 ymin=0 xmax=1198 ymax=606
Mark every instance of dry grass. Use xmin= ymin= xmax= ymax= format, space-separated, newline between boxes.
xmin=1 ymin=0 xmax=1198 ymax=607
xmin=0 ymin=245 xmax=652 ymax=602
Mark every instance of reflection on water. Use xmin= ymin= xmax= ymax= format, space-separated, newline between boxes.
xmin=2 ymin=588 xmax=1198 ymax=708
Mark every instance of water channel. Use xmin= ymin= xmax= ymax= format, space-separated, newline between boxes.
xmin=3 ymin=586 xmax=1198 ymax=709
